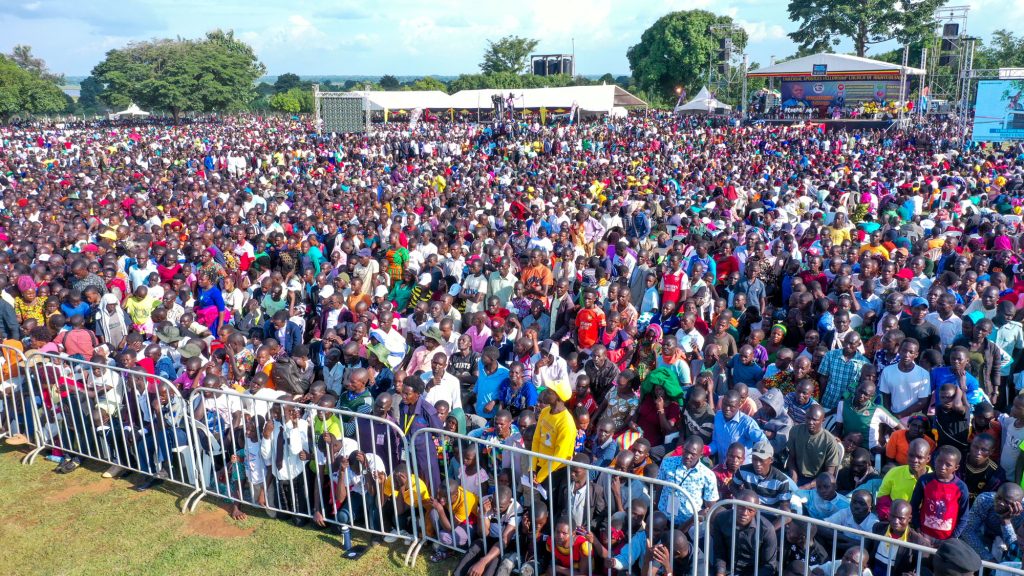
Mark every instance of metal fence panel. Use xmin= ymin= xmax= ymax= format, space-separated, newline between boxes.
xmin=409 ymin=426 xmax=703 ymax=575
xmin=701 ymin=498 xmax=1024 ymax=576
xmin=188 ymin=386 xmax=419 ymax=554
xmin=20 ymin=350 xmax=203 ymax=510
xmin=0 ymin=344 xmax=36 ymax=460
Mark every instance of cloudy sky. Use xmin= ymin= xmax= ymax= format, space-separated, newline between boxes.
xmin=0 ymin=0 xmax=1011 ymax=78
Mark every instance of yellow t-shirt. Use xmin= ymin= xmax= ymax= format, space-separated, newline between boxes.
xmin=858 ymin=244 xmax=890 ymax=260
xmin=383 ymin=474 xmax=430 ymax=506
xmin=531 ymin=406 xmax=578 ymax=484
xmin=124 ymin=295 xmax=158 ymax=325
xmin=877 ymin=464 xmax=931 ymax=502
xmin=450 ymin=488 xmax=478 ymax=524
xmin=828 ymin=226 xmax=852 ymax=246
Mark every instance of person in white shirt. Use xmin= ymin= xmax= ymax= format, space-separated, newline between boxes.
xmin=924 ymin=293 xmax=962 ymax=352
xmin=421 ymin=353 xmax=463 ymax=413
xmin=878 ymin=340 xmax=931 ymax=419
xmin=262 ymin=404 xmax=311 ymax=520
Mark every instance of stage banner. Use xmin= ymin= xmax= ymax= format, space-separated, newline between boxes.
xmin=780 ymin=80 xmax=901 ymax=113
xmin=972 ymin=80 xmax=1024 ymax=143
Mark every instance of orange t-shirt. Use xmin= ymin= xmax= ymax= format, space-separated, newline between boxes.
xmin=885 ymin=429 xmax=937 ymax=465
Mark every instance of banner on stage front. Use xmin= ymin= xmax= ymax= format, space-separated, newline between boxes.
xmin=972 ymin=80 xmax=1024 ymax=143
xmin=779 ymin=80 xmax=900 ymax=112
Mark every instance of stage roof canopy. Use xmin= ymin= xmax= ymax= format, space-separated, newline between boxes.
xmin=747 ymin=53 xmax=925 ymax=78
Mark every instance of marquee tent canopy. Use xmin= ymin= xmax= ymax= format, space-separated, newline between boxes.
xmin=338 ymin=85 xmax=646 ymax=115
xmin=347 ymin=90 xmax=455 ymax=111
xmin=447 ymin=85 xmax=646 ymax=113
xmin=674 ymin=87 xmax=732 ymax=114
xmin=108 ymin=103 xmax=150 ymax=118
xmin=747 ymin=53 xmax=925 ymax=78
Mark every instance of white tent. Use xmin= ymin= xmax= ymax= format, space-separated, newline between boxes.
xmin=347 ymin=90 xmax=454 ymax=111
xmin=108 ymin=103 xmax=150 ymax=119
xmin=448 ymin=85 xmax=646 ymax=114
xmin=674 ymin=87 xmax=732 ymax=114
xmin=747 ymin=53 xmax=925 ymax=78
xmin=338 ymin=85 xmax=646 ymax=117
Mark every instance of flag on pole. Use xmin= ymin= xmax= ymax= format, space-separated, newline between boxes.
xmin=384 ymin=108 xmax=390 ymax=123
xmin=540 ymin=106 xmax=547 ymax=125
xmin=569 ymin=101 xmax=579 ymax=125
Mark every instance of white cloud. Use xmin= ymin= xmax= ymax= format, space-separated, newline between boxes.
xmin=736 ymin=19 xmax=787 ymax=42
xmin=528 ymin=0 xmax=614 ymax=43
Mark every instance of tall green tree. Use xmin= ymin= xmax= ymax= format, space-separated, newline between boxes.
xmin=7 ymin=45 xmax=64 ymax=85
xmin=78 ymin=75 xmax=105 ymax=113
xmin=627 ymin=10 xmax=748 ymax=103
xmin=274 ymin=72 xmax=302 ymax=93
xmin=404 ymin=76 xmax=448 ymax=92
xmin=480 ymin=35 xmax=539 ymax=74
xmin=975 ymin=30 xmax=1024 ymax=69
xmin=787 ymin=0 xmax=945 ymax=57
xmin=269 ymin=90 xmax=300 ymax=113
xmin=91 ymin=30 xmax=265 ymax=122
xmin=0 ymin=54 xmax=68 ymax=119
xmin=379 ymin=75 xmax=400 ymax=90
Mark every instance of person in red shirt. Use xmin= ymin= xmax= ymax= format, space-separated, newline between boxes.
xmin=574 ymin=290 xmax=605 ymax=353
xmin=909 ymin=445 xmax=970 ymax=542
xmin=660 ymin=254 xmax=686 ymax=306
xmin=714 ymin=240 xmax=740 ymax=284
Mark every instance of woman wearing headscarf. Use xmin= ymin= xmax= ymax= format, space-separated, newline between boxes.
xmin=14 ymin=275 xmax=44 ymax=324
xmin=630 ymin=323 xmax=662 ymax=382
xmin=95 ymin=292 xmax=130 ymax=351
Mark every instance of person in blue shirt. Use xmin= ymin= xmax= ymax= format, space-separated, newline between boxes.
xmin=474 ymin=346 xmax=510 ymax=420
xmin=497 ymin=361 xmax=538 ymax=418
xmin=709 ymin=390 xmax=768 ymax=464
xmin=931 ymin=347 xmax=986 ymax=406
xmin=686 ymin=242 xmax=717 ymax=285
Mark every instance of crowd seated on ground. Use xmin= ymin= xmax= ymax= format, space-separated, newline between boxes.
xmin=1 ymin=112 xmax=1024 ymax=575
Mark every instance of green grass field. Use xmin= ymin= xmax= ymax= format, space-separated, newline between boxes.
xmin=0 ymin=445 xmax=453 ymax=576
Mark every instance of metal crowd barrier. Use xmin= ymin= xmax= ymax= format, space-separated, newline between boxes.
xmin=187 ymin=386 xmax=420 ymax=556
xmin=19 ymin=350 xmax=203 ymax=511
xmin=409 ymin=427 xmax=703 ymax=575
xmin=0 ymin=343 xmax=36 ymax=459
xmin=702 ymin=498 xmax=1024 ymax=576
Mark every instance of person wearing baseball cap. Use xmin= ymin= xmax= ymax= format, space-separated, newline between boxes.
xmin=732 ymin=439 xmax=793 ymax=527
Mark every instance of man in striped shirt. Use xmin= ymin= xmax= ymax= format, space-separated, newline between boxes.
xmin=732 ymin=440 xmax=793 ymax=530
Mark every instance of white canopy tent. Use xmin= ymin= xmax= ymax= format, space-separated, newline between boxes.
xmin=674 ymin=87 xmax=732 ymax=114
xmin=347 ymin=90 xmax=454 ymax=111
xmin=747 ymin=53 xmax=925 ymax=78
xmin=447 ymin=85 xmax=646 ymax=114
xmin=108 ymin=103 xmax=150 ymax=119
xmin=337 ymin=85 xmax=646 ymax=117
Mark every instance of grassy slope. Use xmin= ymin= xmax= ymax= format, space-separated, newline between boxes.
xmin=0 ymin=446 xmax=453 ymax=576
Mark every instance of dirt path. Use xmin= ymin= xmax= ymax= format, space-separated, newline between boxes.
xmin=182 ymin=508 xmax=255 ymax=539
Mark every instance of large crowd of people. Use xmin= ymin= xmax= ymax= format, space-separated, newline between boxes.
xmin=1 ymin=110 xmax=1024 ymax=576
